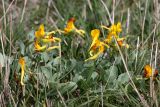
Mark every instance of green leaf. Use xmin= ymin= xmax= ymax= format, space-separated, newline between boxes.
xmin=41 ymin=52 xmax=49 ymax=62
xmin=106 ymin=65 xmax=118 ymax=82
xmin=53 ymin=57 xmax=60 ymax=65
xmin=117 ymin=73 xmax=129 ymax=84
xmin=27 ymin=30 xmax=35 ymax=41
xmin=73 ymin=74 xmax=83 ymax=82
xmin=115 ymin=56 xmax=122 ymax=65
xmin=41 ymin=66 xmax=51 ymax=79
xmin=19 ymin=41 xmax=25 ymax=55
xmin=70 ymin=58 xmax=77 ymax=68
xmin=91 ymin=72 xmax=98 ymax=80
xmin=59 ymin=82 xmax=77 ymax=94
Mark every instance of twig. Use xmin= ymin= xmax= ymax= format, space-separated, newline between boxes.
xmin=142 ymin=23 xmax=160 ymax=47
xmin=100 ymin=0 xmax=113 ymax=24
xmin=149 ymin=24 xmax=157 ymax=106
xmin=46 ymin=0 xmax=52 ymax=22
xmin=2 ymin=0 xmax=7 ymax=30
xmin=149 ymin=32 xmax=154 ymax=106
xmin=126 ymin=8 xmax=130 ymax=34
xmin=112 ymin=0 xmax=115 ymax=24
xmin=153 ymin=42 xmax=158 ymax=107
xmin=0 ymin=0 xmax=15 ymax=22
xmin=59 ymin=42 xmax=62 ymax=73
xmin=101 ymin=82 xmax=103 ymax=107
xmin=135 ymin=37 xmax=139 ymax=71
xmin=87 ymin=0 xmax=93 ymax=11
xmin=51 ymin=1 xmax=64 ymax=21
xmin=141 ymin=0 xmax=148 ymax=44
xmin=9 ymin=14 xmax=13 ymax=57
xmin=10 ymin=89 xmax=16 ymax=107
xmin=20 ymin=0 xmax=27 ymax=23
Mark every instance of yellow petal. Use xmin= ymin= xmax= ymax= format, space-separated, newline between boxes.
xmin=64 ymin=18 xmax=76 ymax=33
xmin=35 ymin=45 xmax=46 ymax=51
xmin=85 ymin=50 xmax=102 ymax=61
xmin=20 ymin=67 xmax=25 ymax=86
xmin=89 ymin=40 xmax=100 ymax=51
xmin=91 ymin=29 xmax=100 ymax=39
xmin=117 ymin=37 xmax=125 ymax=41
xmin=19 ymin=57 xmax=25 ymax=86
xmin=46 ymin=46 xmax=60 ymax=51
xmin=105 ymin=33 xmax=113 ymax=43
xmin=75 ymin=29 xmax=85 ymax=36
xmin=121 ymin=43 xmax=129 ymax=49
xmin=34 ymin=41 xmax=46 ymax=51
xmin=19 ymin=57 xmax=25 ymax=66
xmin=86 ymin=44 xmax=104 ymax=61
xmin=110 ymin=24 xmax=116 ymax=32
xmin=64 ymin=28 xmax=73 ymax=33
xmin=116 ymin=22 xmax=122 ymax=33
xmin=125 ymin=44 xmax=129 ymax=48
xmin=117 ymin=38 xmax=129 ymax=48
xmin=99 ymin=44 xmax=104 ymax=53
xmin=85 ymin=53 xmax=99 ymax=61
xmin=101 ymin=42 xmax=110 ymax=48
xmin=54 ymin=37 xmax=61 ymax=42
xmin=143 ymin=65 xmax=152 ymax=78
xmin=35 ymin=24 xmax=45 ymax=38
xmin=101 ymin=25 xmax=110 ymax=30
xmin=89 ymin=29 xmax=100 ymax=50
xmin=42 ymin=38 xmax=55 ymax=43
xmin=89 ymin=50 xmax=94 ymax=56
xmin=46 ymin=31 xmax=56 ymax=36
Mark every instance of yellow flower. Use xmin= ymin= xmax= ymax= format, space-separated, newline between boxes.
xmin=35 ymin=24 xmax=56 ymax=39
xmin=102 ymin=22 xmax=122 ymax=43
xmin=19 ymin=57 xmax=25 ymax=86
xmin=63 ymin=17 xmax=85 ymax=36
xmin=35 ymin=24 xmax=45 ymax=38
xmin=64 ymin=17 xmax=76 ymax=33
xmin=34 ymin=39 xmax=46 ymax=51
xmin=34 ymin=24 xmax=61 ymax=52
xmin=86 ymin=44 xmax=104 ymax=61
xmin=143 ymin=65 xmax=158 ymax=79
xmin=107 ymin=22 xmax=122 ymax=33
xmin=89 ymin=29 xmax=100 ymax=49
xmin=102 ymin=22 xmax=129 ymax=48
xmin=104 ymin=32 xmax=118 ymax=44
xmin=85 ymin=29 xmax=109 ymax=61
xmin=117 ymin=38 xmax=129 ymax=48
xmin=116 ymin=22 xmax=122 ymax=33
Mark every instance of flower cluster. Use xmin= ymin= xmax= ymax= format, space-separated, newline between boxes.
xmin=102 ymin=22 xmax=129 ymax=48
xmin=19 ymin=18 xmax=130 ymax=85
xmin=86 ymin=22 xmax=129 ymax=61
xmin=34 ymin=18 xmax=85 ymax=52
xmin=34 ymin=24 xmax=61 ymax=52
xmin=85 ymin=29 xmax=109 ymax=61
xmin=19 ymin=17 xmax=86 ymax=85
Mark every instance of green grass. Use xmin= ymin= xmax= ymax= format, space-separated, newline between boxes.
xmin=0 ymin=0 xmax=160 ymax=107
